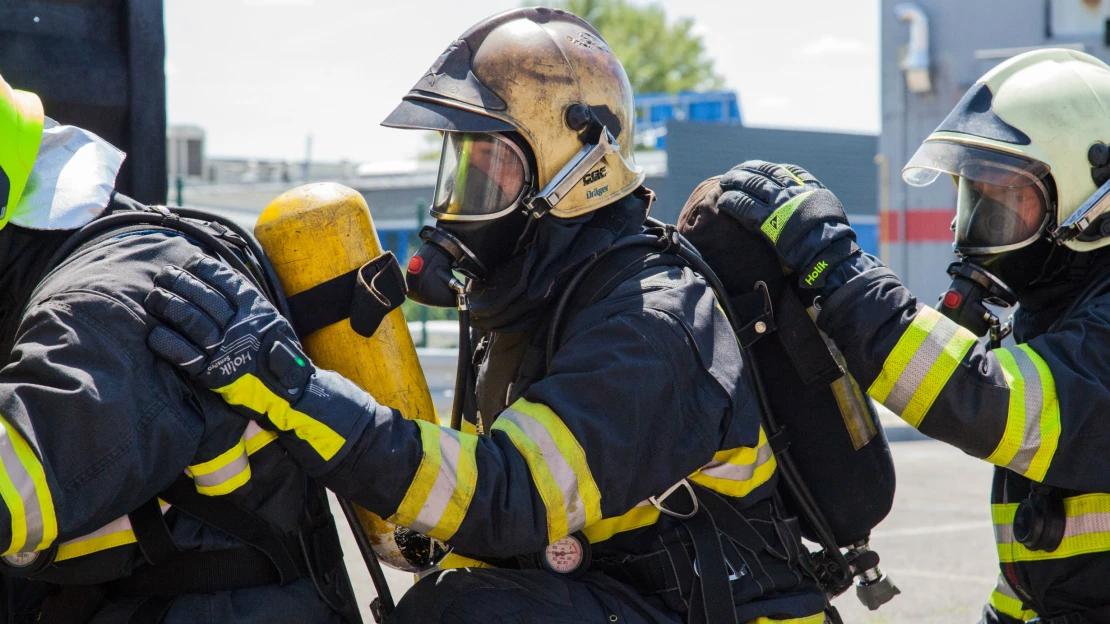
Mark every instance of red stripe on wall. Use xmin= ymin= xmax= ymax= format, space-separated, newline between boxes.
xmin=880 ymin=209 xmax=955 ymax=243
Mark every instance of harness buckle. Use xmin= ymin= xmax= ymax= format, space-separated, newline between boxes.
xmin=692 ymin=556 xmax=744 ymax=582
xmin=648 ymin=479 xmax=699 ymax=519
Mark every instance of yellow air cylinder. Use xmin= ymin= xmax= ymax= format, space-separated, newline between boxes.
xmin=254 ymin=182 xmax=441 ymax=571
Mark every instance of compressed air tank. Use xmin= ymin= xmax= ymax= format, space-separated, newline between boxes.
xmin=678 ymin=177 xmax=896 ymax=547
xmin=254 ymin=182 xmax=442 ymax=570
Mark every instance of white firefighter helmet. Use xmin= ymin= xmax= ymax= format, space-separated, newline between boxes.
xmin=903 ymin=48 xmax=1110 ymax=253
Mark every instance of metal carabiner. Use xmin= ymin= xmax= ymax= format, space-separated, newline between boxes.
xmin=648 ymin=479 xmax=700 ymax=519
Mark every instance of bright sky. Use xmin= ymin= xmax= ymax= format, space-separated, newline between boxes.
xmin=165 ymin=0 xmax=879 ymax=163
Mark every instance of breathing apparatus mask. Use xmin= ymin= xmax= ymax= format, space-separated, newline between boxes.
xmin=405 ymin=132 xmax=534 ymax=308
xmin=904 ymin=141 xmax=1059 ymax=345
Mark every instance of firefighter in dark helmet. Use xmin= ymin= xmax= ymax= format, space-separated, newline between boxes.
xmin=708 ymin=49 xmax=1110 ymax=623
xmin=142 ymin=7 xmax=829 ymax=624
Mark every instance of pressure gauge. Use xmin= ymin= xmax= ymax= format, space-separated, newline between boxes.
xmin=532 ymin=532 xmax=591 ymax=577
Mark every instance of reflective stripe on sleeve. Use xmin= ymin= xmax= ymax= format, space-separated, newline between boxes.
xmin=55 ymin=502 xmax=170 ymax=562
xmin=866 ymin=306 xmax=977 ymax=428
xmin=214 ymin=374 xmax=345 ymax=462
xmin=689 ymin=427 xmax=777 ymax=498
xmin=994 ymin=493 xmax=1110 ymax=562
xmin=988 ymin=574 xmax=1036 ymax=621
xmin=188 ymin=437 xmax=251 ymax=496
xmin=387 ymin=421 xmax=478 ymax=542
xmin=984 ymin=345 xmax=1060 ymax=482
xmin=244 ymin=421 xmax=279 ymax=455
xmin=492 ymin=399 xmax=602 ymax=544
xmin=0 ymin=415 xmax=56 ymax=555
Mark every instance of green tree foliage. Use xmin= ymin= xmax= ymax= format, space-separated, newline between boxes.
xmin=550 ymin=0 xmax=723 ymax=94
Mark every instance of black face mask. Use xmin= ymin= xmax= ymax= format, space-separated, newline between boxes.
xmin=405 ymin=208 xmax=531 ymax=308
xmin=938 ymin=236 xmax=1061 ymax=339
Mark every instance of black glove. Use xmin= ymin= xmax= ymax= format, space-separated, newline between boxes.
xmin=145 ymin=254 xmax=374 ymax=475
xmin=717 ymin=161 xmax=859 ymax=290
xmin=145 ymin=254 xmax=313 ymax=405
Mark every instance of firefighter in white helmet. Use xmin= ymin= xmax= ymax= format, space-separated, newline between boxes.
xmin=715 ymin=48 xmax=1110 ymax=623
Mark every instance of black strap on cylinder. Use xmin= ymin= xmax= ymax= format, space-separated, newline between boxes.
xmin=286 ymin=252 xmax=406 ymax=338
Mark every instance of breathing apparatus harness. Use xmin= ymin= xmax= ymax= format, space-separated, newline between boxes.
xmin=0 ymin=196 xmax=395 ymax=624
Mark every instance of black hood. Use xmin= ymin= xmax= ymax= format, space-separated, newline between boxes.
xmin=0 ymin=225 xmax=73 ymax=355
xmin=468 ymin=188 xmax=652 ymax=332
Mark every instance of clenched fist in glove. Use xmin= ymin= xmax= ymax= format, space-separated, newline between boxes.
xmin=717 ymin=161 xmax=860 ymax=291
xmin=145 ymin=254 xmax=374 ymax=476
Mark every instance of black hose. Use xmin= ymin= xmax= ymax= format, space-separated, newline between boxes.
xmin=338 ymin=498 xmax=396 ymax=620
xmin=450 ymin=304 xmax=471 ymax=432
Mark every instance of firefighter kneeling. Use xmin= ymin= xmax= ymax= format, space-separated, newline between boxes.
xmin=142 ymin=7 xmax=831 ymax=624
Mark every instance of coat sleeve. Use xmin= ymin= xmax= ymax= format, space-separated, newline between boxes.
xmin=0 ymin=292 xmax=203 ymax=555
xmin=317 ymin=292 xmax=743 ymax=557
xmin=818 ymin=257 xmax=1108 ymax=491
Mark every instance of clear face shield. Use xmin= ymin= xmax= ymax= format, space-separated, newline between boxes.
xmin=903 ymin=141 xmax=1053 ymax=255
xmin=431 ymin=132 xmax=532 ymax=222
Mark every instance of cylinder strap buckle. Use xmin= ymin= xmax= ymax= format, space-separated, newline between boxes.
xmin=648 ymin=479 xmax=699 ymax=519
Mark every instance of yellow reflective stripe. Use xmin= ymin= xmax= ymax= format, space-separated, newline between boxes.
xmin=493 ymin=417 xmax=568 ymax=543
xmin=55 ymin=503 xmax=171 ymax=562
xmin=986 ymin=350 xmax=1027 ymax=470
xmin=430 ymin=432 xmax=477 ymax=541
xmin=582 ymin=501 xmax=660 ymax=544
xmin=994 ymin=494 xmax=1110 ymax=562
xmin=390 ymin=423 xmax=479 ymax=542
xmin=0 ymin=414 xmax=56 ymax=554
xmin=989 ymin=575 xmax=1036 ymax=621
xmin=244 ymin=422 xmax=278 ymax=455
xmin=866 ymin=306 xmax=976 ymax=428
xmin=746 ymin=613 xmax=825 ymax=624
xmin=1022 ymin=344 xmax=1060 ymax=481
xmin=388 ymin=420 xmax=442 ymax=528
xmin=438 ymin=552 xmax=494 ymax=569
xmin=868 ymin=306 xmax=939 ymax=403
xmin=984 ymin=345 xmax=1060 ymax=481
xmin=689 ymin=428 xmax=777 ymax=498
xmin=189 ymin=437 xmax=251 ymax=497
xmin=56 ymin=528 xmax=137 ymax=562
xmin=495 ymin=400 xmax=603 ymax=539
xmin=214 ymin=374 xmax=345 ymax=461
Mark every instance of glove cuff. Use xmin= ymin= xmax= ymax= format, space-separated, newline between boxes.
xmin=796 ymin=238 xmax=860 ymax=291
xmin=274 ymin=368 xmax=377 ymax=477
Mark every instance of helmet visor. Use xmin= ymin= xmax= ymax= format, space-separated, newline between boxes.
xmin=432 ymin=133 xmax=530 ymax=221
xmin=903 ymin=140 xmax=1052 ymax=253
xmin=956 ymin=177 xmax=1050 ymax=253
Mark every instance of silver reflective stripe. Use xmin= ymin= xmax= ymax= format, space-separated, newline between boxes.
xmin=500 ymin=409 xmax=587 ymax=532
xmin=0 ymin=427 xmax=42 ymax=551
xmin=1007 ymin=348 xmax=1045 ymax=475
xmin=411 ymin=428 xmax=461 ymax=535
xmin=995 ymin=522 xmax=1014 ymax=545
xmin=883 ymin=318 xmax=959 ymax=415
xmin=995 ymin=511 xmax=1110 ymax=545
xmin=699 ymin=443 xmax=773 ymax=481
xmin=192 ymin=448 xmax=249 ymax=489
xmin=994 ymin=575 xmax=1020 ymax=600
